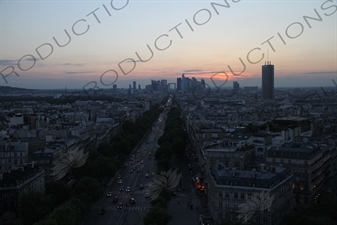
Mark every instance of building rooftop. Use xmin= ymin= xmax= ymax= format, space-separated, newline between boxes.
xmin=211 ymin=165 xmax=292 ymax=189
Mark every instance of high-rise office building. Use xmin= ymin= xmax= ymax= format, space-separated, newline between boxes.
xmin=181 ymin=74 xmax=187 ymax=91
xmin=113 ymin=84 xmax=117 ymax=94
xmin=233 ymin=81 xmax=240 ymax=93
xmin=262 ymin=62 xmax=274 ymax=99
xmin=177 ymin=78 xmax=181 ymax=91
xmin=133 ymin=81 xmax=136 ymax=92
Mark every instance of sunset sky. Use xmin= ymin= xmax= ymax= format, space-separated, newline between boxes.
xmin=0 ymin=0 xmax=336 ymax=89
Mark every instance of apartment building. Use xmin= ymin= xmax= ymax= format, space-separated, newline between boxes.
xmin=0 ymin=163 xmax=45 ymax=220
xmin=0 ymin=141 xmax=29 ymax=171
xmin=208 ymin=166 xmax=294 ymax=225
xmin=266 ymin=141 xmax=333 ymax=203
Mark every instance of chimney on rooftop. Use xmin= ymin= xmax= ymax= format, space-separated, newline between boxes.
xmin=232 ymin=167 xmax=236 ymax=176
xmin=252 ymin=168 xmax=256 ymax=178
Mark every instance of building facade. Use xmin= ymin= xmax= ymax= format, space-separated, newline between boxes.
xmin=262 ymin=62 xmax=274 ymax=100
xmin=208 ymin=166 xmax=294 ymax=225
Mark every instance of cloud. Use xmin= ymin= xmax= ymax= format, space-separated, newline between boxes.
xmin=0 ymin=58 xmax=40 ymax=64
xmin=0 ymin=60 xmax=17 ymax=66
xmin=65 ymin=71 xmax=94 ymax=74
xmin=184 ymin=69 xmax=203 ymax=73
xmin=304 ymin=71 xmax=337 ymax=75
xmin=25 ymin=58 xmax=38 ymax=61
xmin=63 ymin=63 xmax=84 ymax=66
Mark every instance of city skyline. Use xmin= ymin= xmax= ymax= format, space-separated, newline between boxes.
xmin=1 ymin=0 xmax=336 ymax=89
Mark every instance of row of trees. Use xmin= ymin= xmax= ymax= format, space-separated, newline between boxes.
xmin=16 ymin=103 xmax=164 ymax=225
xmin=141 ymin=106 xmax=188 ymax=225
xmin=71 ymin=104 xmax=163 ymax=180
xmin=155 ymin=107 xmax=188 ymax=172
xmin=143 ymin=189 xmax=172 ymax=225
xmin=17 ymin=177 xmax=101 ymax=225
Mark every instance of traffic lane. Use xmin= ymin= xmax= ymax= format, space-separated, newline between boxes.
xmin=83 ymin=118 xmax=163 ymax=225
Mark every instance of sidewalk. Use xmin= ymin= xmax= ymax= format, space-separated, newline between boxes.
xmin=167 ymin=190 xmax=209 ymax=225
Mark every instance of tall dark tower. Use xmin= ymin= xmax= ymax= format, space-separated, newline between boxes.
xmin=133 ymin=81 xmax=136 ymax=92
xmin=262 ymin=61 xmax=274 ymax=99
xmin=177 ymin=78 xmax=181 ymax=91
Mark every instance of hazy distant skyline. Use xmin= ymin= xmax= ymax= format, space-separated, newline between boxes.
xmin=1 ymin=0 xmax=336 ymax=90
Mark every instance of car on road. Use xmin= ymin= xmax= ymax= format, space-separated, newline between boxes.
xmin=145 ymin=173 xmax=149 ymax=178
xmin=129 ymin=170 xmax=133 ymax=173
xmin=106 ymin=192 xmax=112 ymax=197
xmin=149 ymin=152 xmax=152 ymax=156
xmin=140 ymin=160 xmax=144 ymax=164
xmin=144 ymin=192 xmax=150 ymax=198
xmin=120 ymin=186 xmax=125 ymax=191
xmin=137 ymin=168 xmax=140 ymax=173
xmin=117 ymin=179 xmax=122 ymax=184
xmin=117 ymin=203 xmax=123 ymax=210
xmin=126 ymin=187 xmax=131 ymax=192
xmin=116 ymin=175 xmax=121 ymax=179
xmin=133 ymin=166 xmax=136 ymax=170
xmin=151 ymin=172 xmax=155 ymax=177
xmin=129 ymin=198 xmax=136 ymax=204
xmin=139 ymin=184 xmax=144 ymax=189
xmin=137 ymin=150 xmax=140 ymax=153
xmin=112 ymin=196 xmax=118 ymax=203
xmin=100 ymin=208 xmax=105 ymax=215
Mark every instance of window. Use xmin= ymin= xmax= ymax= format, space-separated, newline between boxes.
xmin=248 ymin=193 xmax=252 ymax=199
xmin=241 ymin=193 xmax=245 ymax=199
xmin=234 ymin=203 xmax=238 ymax=210
xmin=219 ymin=201 xmax=223 ymax=209
xmin=257 ymin=216 xmax=261 ymax=224
xmin=218 ymin=212 xmax=223 ymax=219
xmin=234 ymin=192 xmax=238 ymax=198
xmin=219 ymin=191 xmax=223 ymax=197
xmin=263 ymin=217 xmax=268 ymax=224
xmin=225 ymin=192 xmax=229 ymax=197
xmin=225 ymin=213 xmax=229 ymax=220
xmin=225 ymin=202 xmax=229 ymax=209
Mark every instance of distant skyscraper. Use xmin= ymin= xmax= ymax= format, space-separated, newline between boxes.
xmin=233 ymin=81 xmax=240 ymax=93
xmin=138 ymin=84 xmax=141 ymax=90
xmin=113 ymin=84 xmax=117 ymax=94
xmin=161 ymin=80 xmax=167 ymax=86
xmin=133 ymin=81 xmax=136 ymax=92
xmin=181 ymin=74 xmax=187 ymax=91
xmin=262 ymin=62 xmax=274 ymax=99
xmin=201 ymin=79 xmax=206 ymax=90
xmin=151 ymin=80 xmax=160 ymax=91
xmin=177 ymin=78 xmax=181 ymax=91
